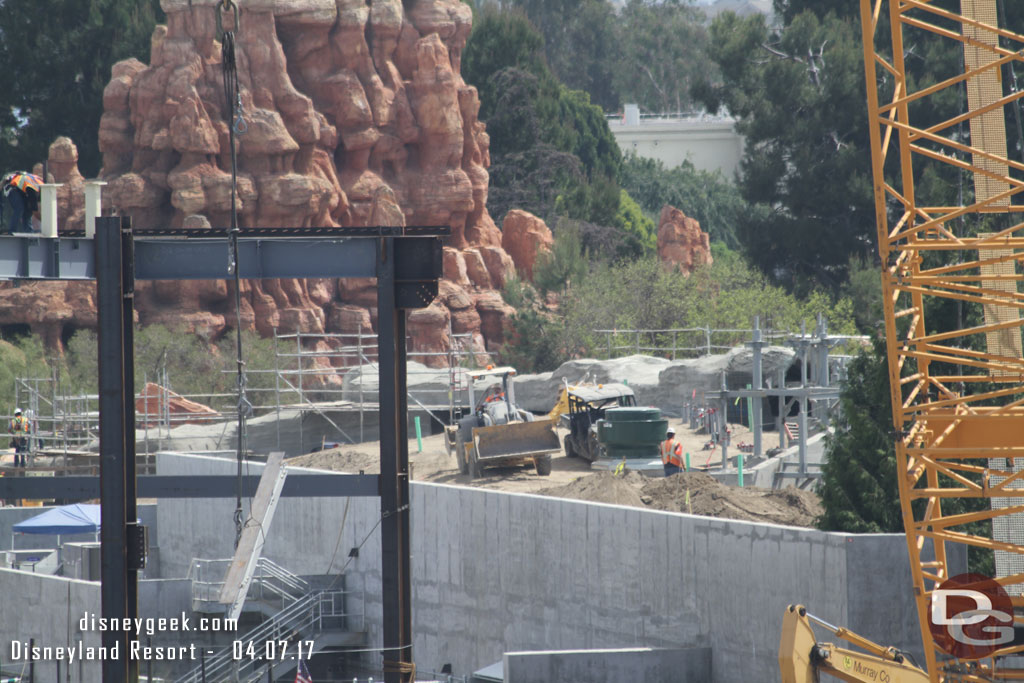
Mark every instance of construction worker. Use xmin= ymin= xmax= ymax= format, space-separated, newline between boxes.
xmin=3 ymin=172 xmax=41 ymax=234
xmin=661 ymin=426 xmax=685 ymax=477
xmin=8 ymin=408 xmax=30 ymax=468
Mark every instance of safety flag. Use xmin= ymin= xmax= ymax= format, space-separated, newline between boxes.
xmin=294 ymin=659 xmax=313 ymax=683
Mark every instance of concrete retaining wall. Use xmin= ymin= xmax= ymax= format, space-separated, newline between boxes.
xmin=502 ymin=647 xmax=712 ymax=683
xmin=0 ymin=569 xmax=102 ymax=683
xmin=154 ymin=453 xmax=961 ymax=683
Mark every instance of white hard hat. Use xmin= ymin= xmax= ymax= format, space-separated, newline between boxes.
xmin=14 ymin=408 xmax=22 ymax=415
xmin=666 ymin=426 xmax=675 ymax=435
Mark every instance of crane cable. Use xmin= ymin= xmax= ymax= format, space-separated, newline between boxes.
xmin=218 ymin=0 xmax=251 ymax=549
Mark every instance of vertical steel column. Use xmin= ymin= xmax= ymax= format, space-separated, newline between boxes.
xmin=719 ymin=371 xmax=729 ymax=470
xmin=121 ymin=217 xmax=139 ymax=682
xmin=748 ymin=318 xmax=764 ymax=457
xmin=776 ymin=367 xmax=787 ymax=450
xmin=96 ymin=216 xmax=129 ymax=683
xmin=377 ymin=236 xmax=413 ymax=683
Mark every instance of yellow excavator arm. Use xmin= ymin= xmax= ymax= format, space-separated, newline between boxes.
xmin=780 ymin=605 xmax=928 ymax=683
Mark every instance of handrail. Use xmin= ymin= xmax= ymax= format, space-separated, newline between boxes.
xmin=190 ymin=558 xmax=310 ymax=607
xmin=593 ymin=325 xmax=869 ymax=360
xmin=175 ymin=588 xmax=354 ymax=683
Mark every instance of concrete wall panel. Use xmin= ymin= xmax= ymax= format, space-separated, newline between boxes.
xmin=0 ymin=570 xmax=101 ymax=683
xmin=153 ymin=453 xmax=963 ymax=682
xmin=503 ymin=647 xmax=713 ymax=683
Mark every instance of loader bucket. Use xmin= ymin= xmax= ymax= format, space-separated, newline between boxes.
xmin=473 ymin=418 xmax=560 ymax=462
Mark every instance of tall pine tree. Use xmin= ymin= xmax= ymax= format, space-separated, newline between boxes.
xmin=0 ymin=0 xmax=163 ymax=176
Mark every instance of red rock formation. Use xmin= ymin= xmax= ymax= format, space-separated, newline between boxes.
xmin=0 ymin=0 xmax=532 ymax=373
xmin=47 ymin=138 xmax=87 ymax=231
xmin=136 ymin=382 xmax=220 ymax=426
xmin=657 ymin=205 xmax=713 ymax=275
xmin=501 ymin=210 xmax=553 ymax=281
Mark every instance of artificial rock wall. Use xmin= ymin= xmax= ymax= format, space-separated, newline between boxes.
xmin=0 ymin=0 xmax=559 ymax=369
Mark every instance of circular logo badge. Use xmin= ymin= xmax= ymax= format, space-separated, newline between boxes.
xmin=928 ymin=573 xmax=1014 ymax=660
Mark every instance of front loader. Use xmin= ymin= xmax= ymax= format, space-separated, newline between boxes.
xmin=444 ymin=367 xmax=559 ymax=478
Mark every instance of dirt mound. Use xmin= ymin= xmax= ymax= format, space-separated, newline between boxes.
xmin=288 ymin=449 xmax=382 ymax=474
xmin=537 ymin=471 xmax=822 ymax=527
xmin=640 ymin=473 xmax=822 ymax=527
xmin=538 ymin=471 xmax=648 ymax=508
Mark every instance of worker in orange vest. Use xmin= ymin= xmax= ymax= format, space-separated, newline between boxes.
xmin=661 ymin=426 xmax=685 ymax=477
xmin=8 ymin=408 xmax=30 ymax=468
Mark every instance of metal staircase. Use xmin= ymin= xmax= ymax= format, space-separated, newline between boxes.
xmin=177 ymin=559 xmax=366 ymax=683
xmin=190 ymin=558 xmax=310 ymax=615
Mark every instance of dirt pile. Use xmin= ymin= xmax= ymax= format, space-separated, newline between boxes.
xmin=540 ymin=471 xmax=823 ymax=527
xmin=284 ymin=429 xmax=823 ymax=528
xmin=537 ymin=471 xmax=647 ymax=508
xmin=639 ymin=472 xmax=822 ymax=527
xmin=290 ymin=449 xmax=382 ymax=473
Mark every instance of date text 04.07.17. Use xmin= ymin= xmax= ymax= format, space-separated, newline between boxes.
xmin=232 ymin=639 xmax=315 ymax=661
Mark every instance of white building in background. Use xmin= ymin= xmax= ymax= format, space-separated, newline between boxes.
xmin=607 ymin=104 xmax=745 ymax=179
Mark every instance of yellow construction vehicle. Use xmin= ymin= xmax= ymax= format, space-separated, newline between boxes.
xmin=779 ymin=605 xmax=928 ymax=682
xmin=443 ymin=367 xmax=559 ymax=478
xmin=780 ymin=3 xmax=1024 ymax=681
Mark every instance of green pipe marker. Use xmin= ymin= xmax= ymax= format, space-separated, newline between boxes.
xmin=415 ymin=416 xmax=423 ymax=453
xmin=685 ymin=452 xmax=690 ymax=471
xmin=738 ymin=453 xmax=744 ymax=487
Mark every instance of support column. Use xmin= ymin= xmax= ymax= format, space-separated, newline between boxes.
xmin=377 ymin=236 xmax=413 ymax=683
xmin=798 ymin=339 xmax=809 ymax=476
xmin=96 ymin=216 xmax=133 ymax=683
xmin=40 ymin=184 xmax=61 ymax=237
xmin=719 ymin=371 xmax=729 ymax=471
xmin=776 ymin=367 xmax=786 ymax=450
xmin=84 ymin=181 xmax=106 ymax=239
xmin=747 ymin=317 xmax=765 ymax=457
xmin=121 ymin=218 xmax=139 ymax=682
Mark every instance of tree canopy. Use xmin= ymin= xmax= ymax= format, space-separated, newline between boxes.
xmin=470 ymin=0 xmax=714 ymax=115
xmin=0 ymin=0 xmax=163 ymax=176
xmin=694 ymin=9 xmax=874 ymax=296
xmin=620 ymin=155 xmax=748 ymax=250
xmin=464 ymin=6 xmax=644 ymax=254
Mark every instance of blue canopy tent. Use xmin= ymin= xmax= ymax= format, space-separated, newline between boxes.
xmin=12 ymin=503 xmax=101 ymax=548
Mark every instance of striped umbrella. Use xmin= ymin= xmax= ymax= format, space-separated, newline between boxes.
xmin=8 ymin=172 xmax=42 ymax=193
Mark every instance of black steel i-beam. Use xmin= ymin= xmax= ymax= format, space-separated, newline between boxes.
xmin=96 ymin=217 xmax=131 ymax=682
xmin=0 ymin=473 xmax=381 ymax=499
xmin=377 ymin=237 xmax=413 ymax=683
xmin=2 ymin=222 xmax=442 ymax=683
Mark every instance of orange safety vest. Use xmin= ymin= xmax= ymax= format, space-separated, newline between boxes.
xmin=661 ymin=437 xmax=684 ymax=468
xmin=9 ymin=416 xmax=28 ymax=435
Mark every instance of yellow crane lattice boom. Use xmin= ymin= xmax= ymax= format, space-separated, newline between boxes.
xmin=861 ymin=0 xmax=1024 ymax=679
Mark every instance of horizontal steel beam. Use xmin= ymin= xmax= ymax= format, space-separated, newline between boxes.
xmin=705 ymin=388 xmax=842 ymax=399
xmin=0 ymin=235 xmax=93 ymax=279
xmin=0 ymin=234 xmax=443 ymax=281
xmin=0 ymin=473 xmax=379 ymax=499
xmin=134 ymin=238 xmax=377 ymax=280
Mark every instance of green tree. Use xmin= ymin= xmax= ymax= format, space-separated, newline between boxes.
xmin=817 ymin=340 xmax=902 ymax=533
xmin=499 ymin=276 xmax=567 ymax=373
xmin=463 ymin=9 xmax=624 ymax=228
xmin=613 ymin=0 xmax=712 ymax=113
xmin=620 ymin=154 xmax=749 ymax=250
xmin=481 ymin=0 xmax=620 ymax=110
xmin=532 ymin=221 xmax=589 ymax=295
xmin=612 ymin=190 xmax=657 ymax=255
xmin=0 ymin=336 xmax=53 ymax=415
xmin=817 ymin=338 xmax=994 ymax=573
xmin=694 ymin=9 xmax=874 ymax=295
xmin=64 ymin=324 xmax=280 ymax=408
xmin=0 ymin=0 xmax=164 ymax=176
